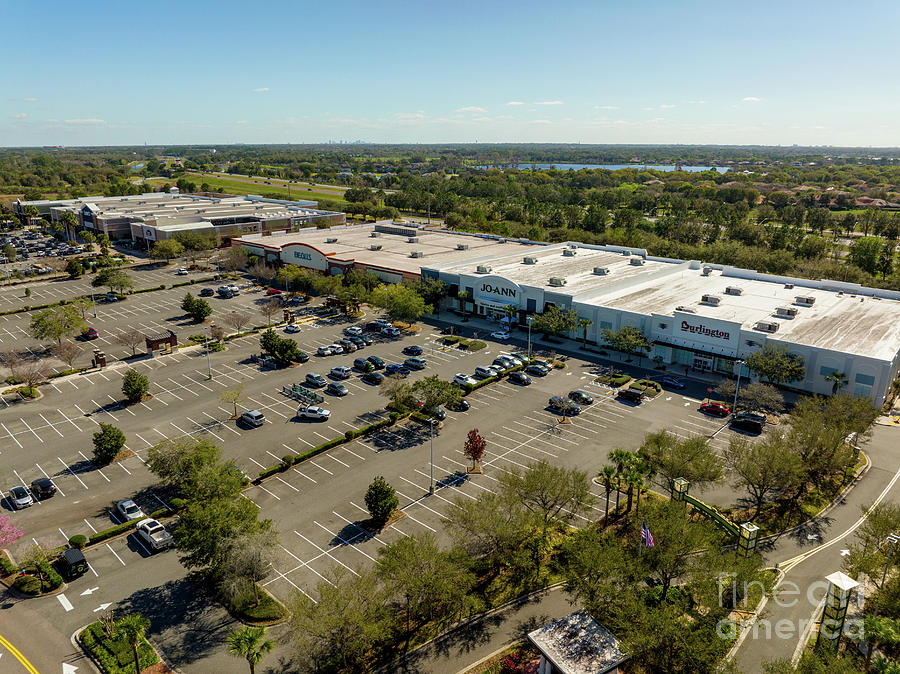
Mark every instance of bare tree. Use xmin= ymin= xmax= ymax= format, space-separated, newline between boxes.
xmin=21 ymin=359 xmax=52 ymax=389
xmin=52 ymin=341 xmax=83 ymax=369
xmin=221 ymin=384 xmax=246 ymax=418
xmin=221 ymin=530 xmax=280 ymax=607
xmin=259 ymin=298 xmax=281 ymax=325
xmin=224 ymin=247 xmax=248 ymax=273
xmin=1 ymin=350 xmax=24 ymax=382
xmin=248 ymin=259 xmax=275 ymax=284
xmin=209 ymin=324 xmax=225 ymax=342
xmin=223 ymin=312 xmax=252 ymax=334
xmin=114 ymin=328 xmax=145 ymax=357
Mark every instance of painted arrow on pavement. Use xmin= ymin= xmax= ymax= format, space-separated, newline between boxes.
xmin=63 ymin=663 xmax=78 ymax=673
xmin=92 ymin=603 xmax=111 ymax=612
xmin=80 ymin=587 xmax=100 ymax=596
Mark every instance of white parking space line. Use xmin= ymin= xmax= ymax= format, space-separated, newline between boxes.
xmin=106 ymin=543 xmax=126 ymax=566
xmin=1 ymin=422 xmax=23 ymax=448
xmin=37 ymin=463 xmax=65 ymax=496
xmin=204 ymin=411 xmax=240 ymax=435
xmin=79 ymin=451 xmax=110 ymax=482
xmin=309 ymin=460 xmax=333 ymax=475
xmin=311 ymin=522 xmax=376 ymax=564
xmin=57 ymin=409 xmax=82 ymax=432
xmin=19 ymin=417 xmax=43 ymax=443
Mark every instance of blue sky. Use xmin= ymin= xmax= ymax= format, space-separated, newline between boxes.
xmin=2 ymin=0 xmax=899 ymax=147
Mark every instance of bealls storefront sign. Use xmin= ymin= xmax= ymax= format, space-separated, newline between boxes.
xmin=480 ymin=283 xmax=516 ymax=298
xmin=293 ymin=251 xmax=313 ymax=261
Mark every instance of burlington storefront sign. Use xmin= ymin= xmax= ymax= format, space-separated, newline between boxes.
xmin=679 ymin=320 xmax=730 ymax=340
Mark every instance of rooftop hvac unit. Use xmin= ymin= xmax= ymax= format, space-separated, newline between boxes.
xmin=408 ymin=237 xmax=419 ymax=243
xmin=794 ymin=295 xmax=815 ymax=306
xmin=325 ymin=237 xmax=338 ymax=243
xmin=548 ymin=277 xmax=567 ymax=287
xmin=370 ymin=244 xmax=382 ymax=251
xmin=702 ymin=266 xmax=712 ymax=276
xmin=370 ymin=232 xmax=380 ymax=237
xmin=457 ymin=243 xmax=469 ymax=250
xmin=725 ymin=286 xmax=743 ymax=296
xmin=676 ymin=305 xmax=697 ymax=313
xmin=410 ymin=251 xmax=424 ymax=258
xmin=622 ymin=250 xmax=631 ymax=256
xmin=784 ymin=283 xmax=794 ymax=289
xmin=563 ymin=249 xmax=577 ymax=257
xmin=476 ymin=265 xmax=492 ymax=273
xmin=701 ymin=294 xmax=721 ymax=306
xmin=497 ymin=238 xmax=507 ymax=243
xmin=593 ymin=267 xmax=610 ymax=275
xmin=523 ymin=256 xmax=538 ymax=265
xmin=755 ymin=321 xmax=780 ymax=333
xmin=775 ymin=306 xmax=799 ymax=318
xmin=630 ymin=257 xmax=645 ymax=266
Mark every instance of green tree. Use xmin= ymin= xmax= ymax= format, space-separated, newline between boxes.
xmin=601 ymin=324 xmax=650 ymax=360
xmin=181 ymin=293 xmax=211 ymax=322
xmin=2 ymin=243 xmax=16 ymax=261
xmin=65 ymin=258 xmax=84 ymax=278
xmin=121 ymin=368 xmax=149 ymax=403
xmin=824 ymin=370 xmax=849 ymax=395
xmin=638 ymin=430 xmax=723 ymax=495
xmin=410 ymin=374 xmax=462 ymax=413
xmin=365 ymin=476 xmax=398 ymax=526
xmin=532 ymin=304 xmax=579 ymax=338
xmin=414 ymin=277 xmax=447 ymax=314
xmin=724 ymin=435 xmax=802 ymax=519
xmin=59 ymin=210 xmax=78 ymax=236
xmin=578 ymin=317 xmax=593 ymax=347
xmin=175 ymin=497 xmax=272 ymax=572
xmin=146 ymin=438 xmax=223 ymax=498
xmin=745 ymin=343 xmax=805 ymax=384
xmin=227 ymin=626 xmax=274 ymax=674
xmin=221 ymin=530 xmax=279 ymax=608
xmin=850 ymin=236 xmax=885 ymax=275
xmin=115 ymin=613 xmax=151 ymax=674
xmin=92 ymin=268 xmax=133 ymax=294
xmin=369 ymin=283 xmax=429 ymax=322
xmin=843 ymin=503 xmax=900 ymax=581
xmin=92 ymin=423 xmax=126 ymax=464
xmin=30 ymin=305 xmax=86 ymax=344
xmin=739 ymin=381 xmax=785 ymax=413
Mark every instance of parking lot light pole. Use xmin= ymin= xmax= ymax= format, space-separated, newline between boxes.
xmin=731 ymin=359 xmax=744 ymax=416
xmin=874 ymin=533 xmax=900 ymax=616
xmin=527 ymin=315 xmax=535 ymax=359
xmin=205 ymin=326 xmax=213 ymax=380
xmin=90 ymin=291 xmax=97 ymax=318
xmin=429 ymin=419 xmax=436 ymax=495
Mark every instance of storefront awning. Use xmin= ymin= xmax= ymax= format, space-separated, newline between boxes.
xmin=653 ymin=339 xmax=738 ymax=361
xmin=477 ymin=298 xmax=518 ymax=311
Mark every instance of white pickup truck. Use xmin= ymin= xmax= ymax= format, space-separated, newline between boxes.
xmin=135 ymin=518 xmax=174 ymax=551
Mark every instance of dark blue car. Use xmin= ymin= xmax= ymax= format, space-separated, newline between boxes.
xmin=386 ymin=364 xmax=411 ymax=377
xmin=403 ymin=345 xmax=423 ymax=356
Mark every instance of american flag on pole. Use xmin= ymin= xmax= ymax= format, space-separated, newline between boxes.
xmin=641 ymin=519 xmax=655 ymax=548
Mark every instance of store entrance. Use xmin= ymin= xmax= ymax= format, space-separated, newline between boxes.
xmin=693 ymin=355 xmax=714 ymax=371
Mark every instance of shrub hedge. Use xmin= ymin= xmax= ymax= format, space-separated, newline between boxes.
xmin=13 ymin=575 xmax=41 ymax=595
xmin=49 ymin=366 xmax=92 ymax=379
xmin=80 ymin=622 xmax=159 ymax=674
xmin=69 ymin=534 xmax=87 ymax=549
xmin=87 ymin=506 xmax=171 ymax=546
xmin=131 ymin=284 xmax=167 ymax=295
xmin=0 ymin=553 xmax=16 ymax=576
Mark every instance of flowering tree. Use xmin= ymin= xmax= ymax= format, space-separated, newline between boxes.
xmin=0 ymin=515 xmax=24 ymax=547
xmin=463 ymin=428 xmax=487 ymax=472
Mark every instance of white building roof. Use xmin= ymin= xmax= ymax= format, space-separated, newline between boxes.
xmin=528 ymin=611 xmax=627 ymax=674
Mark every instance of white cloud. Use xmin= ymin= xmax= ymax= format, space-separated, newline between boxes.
xmin=472 ymin=116 xmax=493 ymax=122
xmin=688 ymin=100 xmax=706 ymax=104
xmin=660 ymin=104 xmax=676 ymax=109
xmin=252 ymin=87 xmax=269 ymax=93
xmin=643 ymin=107 xmax=655 ymax=111
xmin=13 ymin=113 xmax=27 ymax=119
xmin=395 ymin=110 xmax=426 ymax=120
xmin=742 ymin=96 xmax=761 ymax=102
xmin=23 ymin=97 xmax=37 ymax=102
xmin=530 ymin=119 xmax=552 ymax=124
xmin=533 ymin=100 xmax=563 ymax=105
xmin=456 ymin=106 xmax=486 ymax=113
xmin=505 ymin=101 xmax=524 ymax=106
xmin=63 ymin=118 xmax=106 ymax=125
xmin=594 ymin=105 xmax=618 ymax=110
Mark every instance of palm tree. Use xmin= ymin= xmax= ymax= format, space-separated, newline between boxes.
xmin=227 ymin=626 xmax=275 ymax=674
xmin=115 ymin=613 xmax=150 ymax=674
xmin=578 ymin=318 xmax=593 ymax=348
xmin=825 ymin=370 xmax=848 ymax=395
xmin=457 ymin=290 xmax=470 ymax=313
xmin=863 ymin=615 xmax=900 ymax=672
xmin=598 ymin=465 xmax=616 ymax=522
xmin=503 ymin=303 xmax=517 ymax=328
xmin=608 ymin=449 xmax=631 ymax=515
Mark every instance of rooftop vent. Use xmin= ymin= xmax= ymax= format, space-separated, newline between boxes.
xmin=456 ymin=243 xmax=469 ymax=250
xmin=794 ymin=296 xmax=815 ymax=306
xmin=325 ymin=237 xmax=338 ymax=243
xmin=548 ymin=277 xmax=567 ymax=287
xmin=676 ymin=305 xmax=697 ymax=313
xmin=408 ymin=237 xmax=419 ymax=243
xmin=496 ymin=238 xmax=507 ymax=244
xmin=410 ymin=251 xmax=424 ymax=258
xmin=370 ymin=232 xmax=380 ymax=237
xmin=701 ymin=294 xmax=721 ymax=306
xmin=523 ymin=256 xmax=538 ymax=265
xmin=370 ymin=244 xmax=382 ymax=251
xmin=630 ymin=257 xmax=646 ymax=266
xmin=702 ymin=266 xmax=712 ymax=276
xmin=593 ymin=267 xmax=610 ymax=276
xmin=784 ymin=283 xmax=794 ymax=289
xmin=725 ymin=286 xmax=743 ymax=296
xmin=755 ymin=321 xmax=780 ymax=333
xmin=476 ymin=264 xmax=492 ymax=274
xmin=622 ymin=250 xmax=631 ymax=256
xmin=563 ymin=249 xmax=577 ymax=257
xmin=775 ymin=306 xmax=799 ymax=318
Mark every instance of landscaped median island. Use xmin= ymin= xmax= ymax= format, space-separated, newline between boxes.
xmin=79 ymin=618 xmax=159 ymax=674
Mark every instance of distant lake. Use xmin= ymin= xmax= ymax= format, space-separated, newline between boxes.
xmin=477 ymin=162 xmax=729 ymax=173
xmin=130 ymin=162 xmax=145 ymax=171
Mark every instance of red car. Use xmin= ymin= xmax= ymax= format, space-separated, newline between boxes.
xmin=699 ymin=401 xmax=731 ymax=417
xmin=83 ymin=327 xmax=99 ymax=340
xmin=265 ymin=288 xmax=282 ymax=296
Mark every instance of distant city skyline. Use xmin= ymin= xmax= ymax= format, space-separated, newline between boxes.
xmin=2 ymin=0 xmax=899 ymax=147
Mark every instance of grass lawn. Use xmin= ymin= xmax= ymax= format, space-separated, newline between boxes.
xmin=145 ymin=176 xmax=348 ymax=206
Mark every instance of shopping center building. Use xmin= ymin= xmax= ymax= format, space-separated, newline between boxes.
xmin=235 ymin=221 xmax=900 ymax=405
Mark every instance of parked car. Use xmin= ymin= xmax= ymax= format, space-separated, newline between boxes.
xmin=305 ymin=373 xmax=327 ymax=388
xmin=354 ymin=357 xmax=374 ymax=372
xmin=135 ymin=518 xmax=174 ymax=551
xmin=490 ymin=330 xmax=511 ymax=340
xmin=403 ymin=345 xmax=423 ymax=356
xmin=448 ymin=398 xmax=471 ymax=412
xmin=329 ymin=343 xmax=347 ymax=354
xmin=295 ymin=350 xmax=309 ymax=363
xmin=176 ymin=268 xmax=189 ymax=276
xmin=265 ymin=288 xmax=282 ymax=296
xmin=115 ymin=498 xmax=146 ymax=521
xmin=453 ymin=373 xmax=477 ymax=387
xmin=59 ymin=548 xmax=89 ymax=580
xmin=404 ymin=357 xmax=427 ymax=370
xmin=617 ymin=388 xmax=644 ymax=404
xmin=343 ymin=326 xmax=363 ymax=336
xmin=373 ymin=319 xmax=392 ymax=329
xmin=357 ymin=334 xmax=373 ymax=346
xmin=329 ymin=366 xmax=353 ymax=380
xmin=492 ymin=358 xmax=512 ymax=370
xmin=731 ymin=411 xmax=766 ymax=434
xmin=500 ymin=353 xmax=524 ymax=367
xmin=549 ymin=396 xmax=581 ymax=415
xmin=326 ymin=382 xmax=349 ymax=396
xmin=30 ymin=478 xmax=57 ymax=500
xmin=317 ymin=345 xmax=335 ymax=356
xmin=425 ymin=407 xmax=446 ymax=421
xmin=338 ymin=339 xmax=357 ymax=353
xmin=348 ymin=335 xmax=366 ymax=348
xmin=361 ymin=371 xmax=384 ymax=385
xmin=385 ymin=363 xmax=411 ymax=377
xmin=699 ymin=401 xmax=731 ymax=417
xmin=83 ymin=327 xmax=99 ymax=340
xmin=285 ymin=324 xmax=301 ymax=333
xmin=568 ymin=390 xmax=594 ymax=405
xmin=659 ymin=375 xmax=686 ymax=390
xmin=526 ymin=363 xmax=549 ymax=376
xmin=240 ymin=409 xmax=267 ymax=427
xmin=509 ymin=371 xmax=532 ymax=386
xmin=8 ymin=485 xmax=33 ymax=509
xmin=199 ymin=287 xmax=214 ymax=297
xmin=367 ymin=355 xmax=386 ymax=369
xmin=105 ymin=292 xmax=119 ymax=302
xmin=381 ymin=326 xmax=400 ymax=337
xmin=297 ymin=405 xmax=331 ymax=420
xmin=474 ymin=365 xmax=500 ymax=379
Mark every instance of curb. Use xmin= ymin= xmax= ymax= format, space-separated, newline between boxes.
xmin=724 ymin=566 xmax=785 ymax=662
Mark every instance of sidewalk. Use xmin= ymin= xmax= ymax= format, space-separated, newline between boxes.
xmin=387 ymin=585 xmax=575 ymax=674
